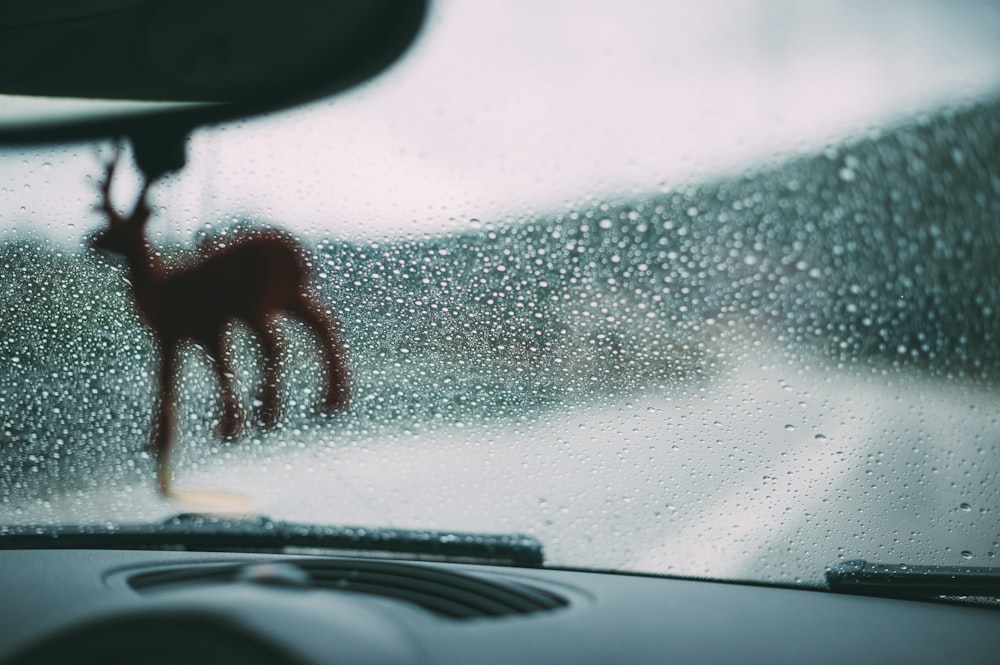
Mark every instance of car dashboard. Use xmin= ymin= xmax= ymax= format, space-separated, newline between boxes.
xmin=1 ymin=547 xmax=999 ymax=664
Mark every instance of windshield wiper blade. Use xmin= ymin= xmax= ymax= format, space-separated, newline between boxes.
xmin=826 ymin=559 xmax=1000 ymax=599
xmin=0 ymin=514 xmax=545 ymax=567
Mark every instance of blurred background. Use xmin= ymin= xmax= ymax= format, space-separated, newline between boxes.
xmin=1 ymin=0 xmax=999 ymax=584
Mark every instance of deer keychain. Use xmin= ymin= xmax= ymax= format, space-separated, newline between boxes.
xmin=91 ymin=140 xmax=351 ymax=506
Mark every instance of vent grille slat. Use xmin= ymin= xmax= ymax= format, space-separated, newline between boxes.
xmin=307 ymin=570 xmax=516 ymax=617
xmin=130 ymin=566 xmax=236 ymax=590
xmin=314 ymin=579 xmax=490 ymax=618
xmin=127 ymin=559 xmax=568 ymax=620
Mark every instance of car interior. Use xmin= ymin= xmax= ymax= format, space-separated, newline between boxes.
xmin=1 ymin=1 xmax=999 ymax=663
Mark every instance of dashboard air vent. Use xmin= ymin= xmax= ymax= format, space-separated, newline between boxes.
xmin=128 ymin=558 xmax=568 ymax=620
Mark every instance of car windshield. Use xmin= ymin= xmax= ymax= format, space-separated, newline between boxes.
xmin=2 ymin=0 xmax=999 ymax=585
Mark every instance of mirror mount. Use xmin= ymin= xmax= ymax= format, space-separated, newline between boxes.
xmin=128 ymin=123 xmax=190 ymax=183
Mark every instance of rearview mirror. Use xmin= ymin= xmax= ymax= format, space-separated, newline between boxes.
xmin=0 ymin=0 xmax=428 ymax=178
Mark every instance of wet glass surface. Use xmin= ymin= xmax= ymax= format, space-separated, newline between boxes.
xmin=1 ymin=0 xmax=999 ymax=585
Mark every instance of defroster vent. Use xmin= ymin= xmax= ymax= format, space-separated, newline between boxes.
xmin=128 ymin=558 xmax=569 ymax=620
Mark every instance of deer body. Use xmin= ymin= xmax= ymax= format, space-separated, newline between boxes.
xmin=92 ymin=149 xmax=349 ymax=493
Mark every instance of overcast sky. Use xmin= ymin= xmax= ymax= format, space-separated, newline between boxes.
xmin=3 ymin=0 xmax=1000 ymax=244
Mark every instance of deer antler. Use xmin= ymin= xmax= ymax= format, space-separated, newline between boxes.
xmin=95 ymin=140 xmax=124 ymax=225
xmin=94 ymin=140 xmax=153 ymax=229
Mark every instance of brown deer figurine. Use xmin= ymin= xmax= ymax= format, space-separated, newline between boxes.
xmin=91 ymin=144 xmax=350 ymax=494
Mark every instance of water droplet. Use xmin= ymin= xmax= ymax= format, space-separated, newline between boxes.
xmin=814 ymin=433 xmax=827 ymax=441
xmin=960 ymin=550 xmax=973 ymax=559
xmin=784 ymin=424 xmax=795 ymax=432
xmin=960 ymin=503 xmax=972 ymax=512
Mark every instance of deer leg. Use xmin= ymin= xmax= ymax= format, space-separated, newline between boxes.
xmin=153 ymin=342 xmax=178 ymax=495
xmin=209 ymin=333 xmax=241 ymax=440
xmin=255 ymin=322 xmax=283 ymax=428
xmin=291 ymin=295 xmax=350 ymax=412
